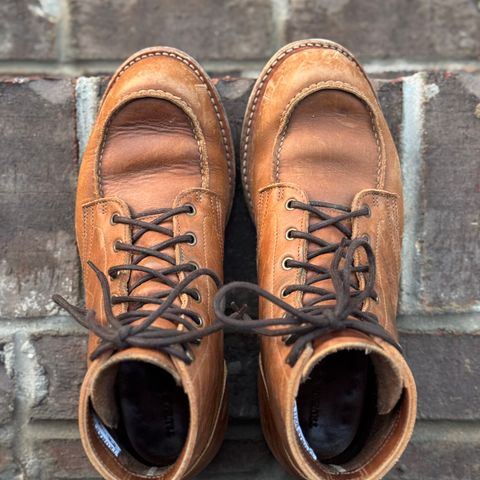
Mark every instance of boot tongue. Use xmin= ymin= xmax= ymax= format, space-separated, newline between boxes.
xmin=128 ymin=212 xmax=182 ymax=332
xmin=302 ymin=203 xmax=354 ymax=308
xmin=303 ymin=333 xmax=405 ymax=415
xmin=90 ymin=348 xmax=180 ymax=428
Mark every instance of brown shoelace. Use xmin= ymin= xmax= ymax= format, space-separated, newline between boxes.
xmin=53 ymin=205 xmax=223 ymax=364
xmin=214 ymin=200 xmax=402 ymax=366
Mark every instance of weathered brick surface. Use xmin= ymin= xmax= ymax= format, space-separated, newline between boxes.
xmin=0 ymin=340 xmax=14 ymax=426
xmin=20 ymin=422 xmax=480 ymax=480
xmin=286 ymin=0 xmax=480 ymax=61
xmin=388 ymin=424 xmax=480 ymax=480
xmin=0 ymin=79 xmax=78 ymax=318
xmin=198 ymin=422 xmax=294 ymax=479
xmin=419 ymin=71 xmax=480 ymax=312
xmin=0 ymin=72 xmax=477 ymax=479
xmin=0 ymin=0 xmax=59 ymax=60
xmin=34 ymin=438 xmax=100 ymax=479
xmin=200 ymin=421 xmax=480 ymax=480
xmin=30 ymin=333 xmax=86 ymax=420
xmin=0 ymin=435 xmax=19 ymax=480
xmin=70 ymin=0 xmax=274 ymax=62
xmin=1 ymin=0 xmax=480 ymax=69
xmin=402 ymin=331 xmax=480 ymax=420
xmin=372 ymin=78 xmax=403 ymax=148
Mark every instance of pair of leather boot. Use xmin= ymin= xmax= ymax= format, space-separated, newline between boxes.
xmin=54 ymin=39 xmax=416 ymax=480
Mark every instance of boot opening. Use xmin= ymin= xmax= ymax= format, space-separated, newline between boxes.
xmin=114 ymin=360 xmax=189 ymax=467
xmin=296 ymin=350 xmax=378 ymax=463
xmin=88 ymin=359 xmax=189 ymax=473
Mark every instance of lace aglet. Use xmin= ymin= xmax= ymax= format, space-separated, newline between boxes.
xmin=230 ymin=302 xmax=251 ymax=320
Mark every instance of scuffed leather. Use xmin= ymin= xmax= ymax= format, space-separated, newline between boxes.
xmin=243 ymin=40 xmax=416 ymax=480
xmin=76 ymin=47 xmax=234 ymax=480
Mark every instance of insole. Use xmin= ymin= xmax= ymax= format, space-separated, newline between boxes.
xmin=115 ymin=361 xmax=189 ymax=466
xmin=297 ymin=351 xmax=377 ymax=463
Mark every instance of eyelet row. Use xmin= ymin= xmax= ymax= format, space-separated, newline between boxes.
xmin=110 ymin=209 xmax=204 ymax=325
xmin=189 ymin=260 xmax=203 ymax=326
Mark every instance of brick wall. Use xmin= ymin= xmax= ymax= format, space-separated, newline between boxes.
xmin=0 ymin=1 xmax=479 ymax=479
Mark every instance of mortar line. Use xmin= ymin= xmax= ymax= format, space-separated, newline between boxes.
xmin=0 ymin=59 xmax=266 ymax=77
xmin=0 ymin=59 xmax=480 ymax=77
xmin=28 ymin=419 xmax=80 ymax=440
xmin=397 ymin=312 xmax=480 ymax=334
xmin=57 ymin=0 xmax=72 ymax=63
xmin=0 ymin=316 xmax=85 ymax=336
xmin=16 ymin=416 xmax=480 ymax=443
xmin=399 ymin=72 xmax=426 ymax=314
xmin=412 ymin=419 xmax=480 ymax=441
xmin=0 ymin=310 xmax=479 ymax=336
xmin=11 ymin=331 xmax=46 ymax=477
xmin=271 ymin=0 xmax=289 ymax=50
xmin=75 ymin=76 xmax=101 ymax=158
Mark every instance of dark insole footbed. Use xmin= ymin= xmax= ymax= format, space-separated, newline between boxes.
xmin=114 ymin=361 xmax=189 ymax=466
xmin=297 ymin=351 xmax=377 ymax=463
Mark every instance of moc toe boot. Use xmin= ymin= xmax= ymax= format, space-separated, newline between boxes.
xmin=54 ymin=47 xmax=234 ymax=480
xmin=226 ymin=40 xmax=417 ymax=479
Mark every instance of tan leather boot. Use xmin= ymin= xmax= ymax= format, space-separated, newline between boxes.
xmin=54 ymin=47 xmax=234 ymax=479
xmin=215 ymin=40 xmax=416 ymax=479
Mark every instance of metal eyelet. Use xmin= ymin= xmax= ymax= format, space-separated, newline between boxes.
xmin=192 ymin=289 xmax=202 ymax=303
xmin=362 ymin=204 xmax=371 ymax=217
xmin=184 ymin=203 xmax=196 ymax=216
xmin=282 ymin=257 xmax=293 ymax=270
xmin=281 ymin=287 xmax=289 ymax=298
xmin=108 ymin=269 xmax=118 ymax=279
xmin=362 ymin=234 xmax=371 ymax=244
xmin=195 ymin=315 xmax=204 ymax=327
xmin=285 ymin=198 xmax=296 ymax=210
xmin=373 ymin=293 xmax=380 ymax=303
xmin=110 ymin=213 xmax=119 ymax=225
xmin=112 ymin=240 xmax=122 ymax=252
xmin=285 ymin=228 xmax=296 ymax=240
xmin=189 ymin=261 xmax=199 ymax=271
xmin=186 ymin=232 xmax=197 ymax=245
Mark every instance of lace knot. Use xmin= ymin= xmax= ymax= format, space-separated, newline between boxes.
xmin=113 ymin=325 xmax=132 ymax=349
xmin=323 ymin=309 xmax=338 ymax=328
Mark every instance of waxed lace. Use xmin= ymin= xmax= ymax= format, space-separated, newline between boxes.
xmin=213 ymin=200 xmax=402 ymax=366
xmin=53 ymin=205 xmax=222 ymax=363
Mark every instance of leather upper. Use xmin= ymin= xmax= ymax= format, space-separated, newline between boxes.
xmin=76 ymin=47 xmax=234 ymax=480
xmin=243 ymin=40 xmax=416 ymax=480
